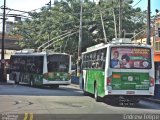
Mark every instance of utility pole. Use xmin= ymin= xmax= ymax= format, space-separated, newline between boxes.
xmin=1 ymin=0 xmax=6 ymax=83
xmin=77 ymin=0 xmax=83 ymax=77
xmin=95 ymin=0 xmax=107 ymax=43
xmin=147 ymin=0 xmax=151 ymax=45
xmin=99 ymin=5 xmax=107 ymax=43
xmin=47 ymin=0 xmax=51 ymax=49
xmin=112 ymin=2 xmax=117 ymax=38
xmin=119 ymin=0 xmax=122 ymax=38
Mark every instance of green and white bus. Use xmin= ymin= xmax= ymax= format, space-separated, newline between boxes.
xmin=9 ymin=50 xmax=71 ymax=88
xmin=81 ymin=38 xmax=155 ymax=103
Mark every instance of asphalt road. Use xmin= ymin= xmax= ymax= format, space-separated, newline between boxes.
xmin=0 ymin=84 xmax=160 ymax=120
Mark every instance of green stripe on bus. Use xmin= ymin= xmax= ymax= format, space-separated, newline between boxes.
xmin=86 ymin=70 xmax=105 ymax=97
xmin=112 ymin=72 xmax=150 ymax=90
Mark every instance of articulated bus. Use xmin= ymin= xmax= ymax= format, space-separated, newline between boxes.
xmin=9 ymin=50 xmax=71 ymax=88
xmin=81 ymin=38 xmax=155 ymax=103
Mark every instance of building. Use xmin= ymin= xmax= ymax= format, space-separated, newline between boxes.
xmin=5 ymin=21 xmax=14 ymax=34
xmin=154 ymin=14 xmax=160 ymax=98
xmin=135 ymin=13 xmax=160 ymax=59
xmin=0 ymin=33 xmax=22 ymax=59
xmin=154 ymin=13 xmax=160 ymax=63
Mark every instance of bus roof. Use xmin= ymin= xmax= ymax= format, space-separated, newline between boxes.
xmin=83 ymin=38 xmax=152 ymax=54
xmin=13 ymin=49 xmax=70 ymax=56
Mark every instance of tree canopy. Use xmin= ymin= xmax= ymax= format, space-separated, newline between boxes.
xmin=12 ymin=0 xmax=146 ymax=62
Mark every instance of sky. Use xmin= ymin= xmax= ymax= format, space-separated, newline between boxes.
xmin=0 ymin=0 xmax=49 ymax=12
xmin=132 ymin=0 xmax=160 ymax=15
xmin=0 ymin=0 xmax=49 ymax=21
xmin=0 ymin=0 xmax=160 ymax=32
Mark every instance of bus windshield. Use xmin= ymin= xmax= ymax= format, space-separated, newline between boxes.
xmin=47 ymin=54 xmax=69 ymax=72
xmin=110 ymin=47 xmax=151 ymax=69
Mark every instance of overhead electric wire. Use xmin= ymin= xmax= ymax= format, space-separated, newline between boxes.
xmin=1 ymin=0 xmax=54 ymax=19
xmin=132 ymin=0 xmax=142 ymax=8
xmin=0 ymin=7 xmax=11 ymax=24
xmin=42 ymin=31 xmax=79 ymax=51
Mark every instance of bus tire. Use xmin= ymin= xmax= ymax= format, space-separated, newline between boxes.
xmin=94 ymin=83 xmax=102 ymax=102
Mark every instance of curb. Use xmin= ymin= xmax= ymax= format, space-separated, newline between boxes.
xmin=71 ymin=84 xmax=80 ymax=88
xmin=0 ymin=82 xmax=14 ymax=85
xmin=143 ymin=97 xmax=160 ymax=104
xmin=0 ymin=80 xmax=15 ymax=85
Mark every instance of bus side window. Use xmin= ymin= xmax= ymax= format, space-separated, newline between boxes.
xmin=93 ymin=52 xmax=96 ymax=60
xmin=85 ymin=62 xmax=88 ymax=69
xmin=89 ymin=60 xmax=92 ymax=69
xmin=91 ymin=60 xmax=96 ymax=68
xmin=88 ymin=53 xmax=91 ymax=68
xmin=86 ymin=54 xmax=89 ymax=61
xmin=89 ymin=53 xmax=92 ymax=61
xmin=84 ymin=54 xmax=86 ymax=61
xmin=102 ymin=48 xmax=107 ymax=70
xmin=96 ymin=51 xmax=100 ymax=61
xmin=96 ymin=50 xmax=101 ymax=69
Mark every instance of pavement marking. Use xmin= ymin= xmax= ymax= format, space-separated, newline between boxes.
xmin=29 ymin=113 xmax=33 ymax=120
xmin=23 ymin=113 xmax=28 ymax=120
xmin=23 ymin=113 xmax=33 ymax=120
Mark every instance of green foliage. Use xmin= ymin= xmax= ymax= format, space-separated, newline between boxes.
xmin=13 ymin=0 xmax=146 ymax=63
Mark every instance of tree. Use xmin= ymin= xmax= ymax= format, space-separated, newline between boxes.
xmin=12 ymin=0 xmax=146 ymax=62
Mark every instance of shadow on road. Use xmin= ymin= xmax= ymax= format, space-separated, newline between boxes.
xmin=83 ymin=94 xmax=160 ymax=110
xmin=0 ymin=84 xmax=83 ymax=96
xmin=102 ymin=99 xmax=160 ymax=110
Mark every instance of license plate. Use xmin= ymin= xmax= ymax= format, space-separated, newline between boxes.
xmin=126 ymin=91 xmax=135 ymax=94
